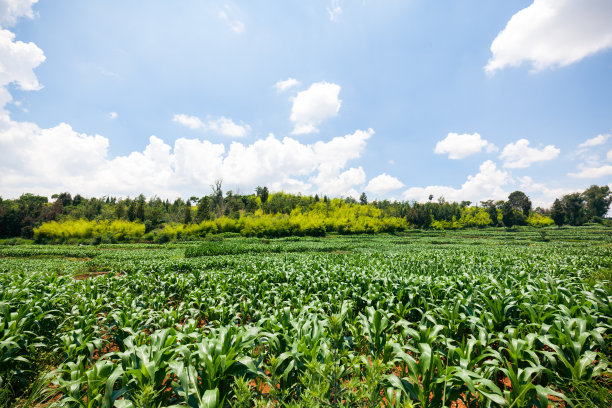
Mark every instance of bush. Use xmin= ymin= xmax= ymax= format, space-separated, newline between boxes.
xmin=526 ymin=213 xmax=554 ymax=228
xmin=154 ymin=233 xmax=171 ymax=244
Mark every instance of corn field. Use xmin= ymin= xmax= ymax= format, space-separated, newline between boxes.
xmin=1 ymin=227 xmax=611 ymax=407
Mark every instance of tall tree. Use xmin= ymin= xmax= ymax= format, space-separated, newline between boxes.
xmin=135 ymin=194 xmax=146 ymax=222
xmin=582 ymin=185 xmax=611 ymax=220
xmin=359 ymin=192 xmax=368 ymax=205
xmin=550 ymin=198 xmax=565 ymax=228
xmin=211 ymin=179 xmax=224 ymax=217
xmin=127 ymin=200 xmax=137 ymax=221
xmin=115 ymin=201 xmax=126 ymax=220
xmin=256 ymin=186 xmax=269 ymax=205
xmin=562 ymin=193 xmax=585 ymax=226
xmin=195 ymin=196 xmax=211 ymax=223
xmin=507 ymin=191 xmax=532 ymax=217
xmin=480 ymin=200 xmax=499 ymax=227
xmin=183 ymin=200 xmax=192 ymax=224
xmin=501 ymin=201 xmax=518 ymax=230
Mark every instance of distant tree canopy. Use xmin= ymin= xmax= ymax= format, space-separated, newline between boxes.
xmin=582 ymin=185 xmax=612 ymax=219
xmin=0 ymin=184 xmax=609 ymax=239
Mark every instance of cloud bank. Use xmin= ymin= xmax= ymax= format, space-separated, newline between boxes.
xmin=486 ymin=0 xmax=612 ymax=73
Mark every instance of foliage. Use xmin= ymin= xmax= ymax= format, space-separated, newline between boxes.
xmin=525 ymin=212 xmax=554 ymax=228
xmin=0 ymin=228 xmax=611 ymax=406
xmin=33 ymin=219 xmax=145 ymax=243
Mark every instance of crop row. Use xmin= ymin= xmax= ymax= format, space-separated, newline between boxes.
xmin=0 ymin=234 xmax=611 ymax=406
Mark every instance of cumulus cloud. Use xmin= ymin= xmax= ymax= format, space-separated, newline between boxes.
xmin=402 ymin=160 xmax=510 ymax=203
xmin=486 ymin=0 xmax=612 ymax=73
xmin=274 ymin=78 xmax=300 ymax=92
xmin=290 ymin=81 xmax=341 ymax=135
xmin=0 ymin=26 xmax=44 ymax=126
xmin=608 ymin=149 xmax=612 ymax=161
xmin=0 ymin=121 xmax=110 ymax=195
xmin=0 ymin=2 xmax=373 ymax=199
xmin=312 ymin=167 xmax=366 ymax=198
xmin=518 ymin=176 xmax=574 ymax=208
xmin=499 ymin=139 xmax=560 ymax=168
xmin=173 ymin=114 xmax=250 ymax=138
xmin=568 ymin=164 xmax=612 ymax=179
xmin=0 ymin=29 xmax=45 ymax=91
xmin=1 ymin=116 xmax=374 ymax=197
xmin=578 ymin=133 xmax=611 ymax=148
xmin=365 ymin=173 xmax=405 ymax=195
xmin=434 ymin=132 xmax=498 ymax=159
xmin=0 ymin=0 xmax=37 ymax=27
xmin=0 ymin=13 xmax=373 ymax=199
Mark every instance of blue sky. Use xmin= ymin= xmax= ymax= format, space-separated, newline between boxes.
xmin=1 ymin=0 xmax=611 ymax=207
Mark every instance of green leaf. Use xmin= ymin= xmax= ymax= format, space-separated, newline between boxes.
xmin=201 ymin=388 xmax=219 ymax=408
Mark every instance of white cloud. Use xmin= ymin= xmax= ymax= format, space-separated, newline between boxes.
xmin=499 ymin=139 xmax=560 ymax=168
xmin=518 ymin=176 xmax=574 ymax=208
xmin=402 ymin=160 xmax=511 ymax=203
xmin=274 ymin=78 xmax=300 ymax=92
xmin=365 ymin=173 xmax=405 ymax=195
xmin=207 ymin=117 xmax=250 ymax=138
xmin=0 ymin=5 xmax=371 ymax=199
xmin=290 ymin=81 xmax=341 ymax=135
xmin=109 ymin=112 xmax=118 ymax=120
xmin=578 ymin=133 xmax=611 ymax=148
xmin=486 ymin=0 xmax=612 ymax=73
xmin=607 ymin=149 xmax=612 ymax=161
xmin=0 ymin=121 xmax=110 ymax=194
xmin=0 ymin=16 xmax=372 ymax=198
xmin=0 ymin=0 xmax=37 ymax=27
xmin=0 ymin=29 xmax=45 ymax=91
xmin=172 ymin=113 xmax=203 ymax=130
xmin=218 ymin=5 xmax=245 ymax=34
xmin=0 ymin=27 xmax=44 ymax=125
xmin=568 ymin=164 xmax=612 ymax=179
xmin=313 ymin=167 xmax=366 ymax=198
xmin=1 ymin=115 xmax=374 ymax=197
xmin=327 ymin=0 xmax=342 ymax=22
xmin=434 ymin=132 xmax=498 ymax=159
xmin=173 ymin=114 xmax=250 ymax=138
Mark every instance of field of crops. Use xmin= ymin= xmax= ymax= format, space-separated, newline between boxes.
xmin=1 ymin=227 xmax=611 ymax=407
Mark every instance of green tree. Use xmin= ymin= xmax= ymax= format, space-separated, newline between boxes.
xmin=502 ymin=201 xmax=519 ymax=230
xmin=211 ymin=179 xmax=224 ymax=217
xmin=550 ymin=198 xmax=565 ymax=228
xmin=255 ymin=186 xmax=269 ymax=210
xmin=480 ymin=200 xmax=499 ymax=227
xmin=135 ymin=194 xmax=146 ymax=221
xmin=127 ymin=200 xmax=137 ymax=221
xmin=183 ymin=200 xmax=192 ymax=224
xmin=115 ymin=201 xmax=126 ymax=220
xmin=582 ymin=185 xmax=611 ymax=220
xmin=507 ymin=190 xmax=532 ymax=217
xmin=360 ymin=192 xmax=368 ymax=205
xmin=195 ymin=196 xmax=211 ymax=223
xmin=562 ymin=193 xmax=586 ymax=226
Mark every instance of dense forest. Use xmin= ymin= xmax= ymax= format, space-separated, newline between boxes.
xmin=0 ymin=183 xmax=609 ymax=243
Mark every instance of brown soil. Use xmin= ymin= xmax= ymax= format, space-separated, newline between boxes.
xmin=73 ymin=270 xmax=112 ymax=280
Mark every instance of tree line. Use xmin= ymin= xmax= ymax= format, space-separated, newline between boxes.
xmin=0 ymin=182 xmax=609 ymax=240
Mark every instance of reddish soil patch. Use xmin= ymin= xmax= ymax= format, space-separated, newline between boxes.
xmin=73 ymin=271 xmax=112 ymax=280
